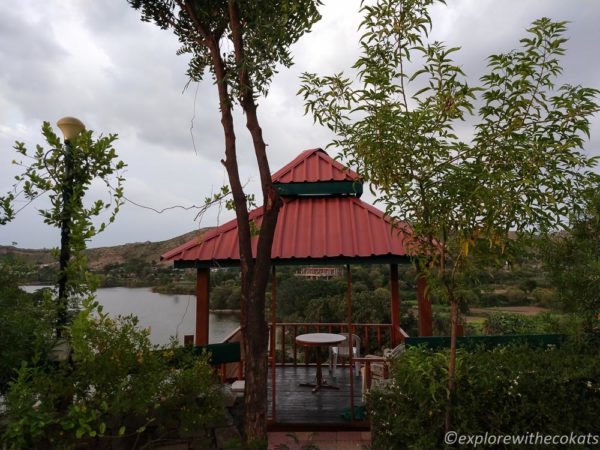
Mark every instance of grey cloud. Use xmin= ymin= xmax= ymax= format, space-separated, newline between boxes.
xmin=2 ymin=0 xmax=599 ymax=248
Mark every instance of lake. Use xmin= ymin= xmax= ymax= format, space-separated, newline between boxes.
xmin=21 ymin=286 xmax=240 ymax=346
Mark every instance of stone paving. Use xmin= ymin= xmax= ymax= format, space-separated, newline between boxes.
xmin=268 ymin=431 xmax=371 ymax=450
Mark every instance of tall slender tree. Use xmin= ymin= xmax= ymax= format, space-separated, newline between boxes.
xmin=300 ymin=0 xmax=599 ymax=430
xmin=127 ymin=0 xmax=321 ymax=444
xmin=0 ymin=121 xmax=125 ymax=335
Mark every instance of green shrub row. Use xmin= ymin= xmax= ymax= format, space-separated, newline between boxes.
xmin=368 ymin=342 xmax=600 ymax=449
xmin=483 ymin=312 xmax=583 ymax=335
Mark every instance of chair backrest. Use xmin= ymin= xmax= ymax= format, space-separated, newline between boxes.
xmin=338 ymin=333 xmax=361 ymax=355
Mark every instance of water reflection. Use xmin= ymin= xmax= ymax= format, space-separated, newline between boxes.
xmin=21 ymin=286 xmax=239 ymax=346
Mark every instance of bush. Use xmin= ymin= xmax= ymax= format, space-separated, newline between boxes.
xmin=432 ymin=312 xmax=451 ymax=335
xmin=532 ymin=287 xmax=559 ymax=308
xmin=478 ymin=292 xmax=505 ymax=307
xmin=0 ymin=271 xmax=55 ymax=393
xmin=503 ymin=286 xmax=528 ymax=305
xmin=0 ymin=298 xmax=223 ymax=449
xmin=368 ymin=343 xmax=600 ymax=449
xmin=483 ymin=312 xmax=582 ymax=335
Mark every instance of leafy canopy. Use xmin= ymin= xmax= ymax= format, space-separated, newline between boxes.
xmin=129 ymin=0 xmax=322 ymax=100
xmin=0 ymin=122 xmax=125 ymax=298
xmin=542 ymin=190 xmax=600 ymax=327
xmin=300 ymin=0 xmax=599 ymax=264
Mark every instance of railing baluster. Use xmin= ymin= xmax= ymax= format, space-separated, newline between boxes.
xmin=293 ymin=325 xmax=298 ymax=367
xmin=281 ymin=325 xmax=286 ymax=367
xmin=270 ymin=322 xmax=396 ymax=367
xmin=304 ymin=327 xmax=308 ymax=366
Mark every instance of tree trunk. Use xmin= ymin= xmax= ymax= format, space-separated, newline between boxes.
xmin=180 ymin=2 xmax=282 ymax=445
xmin=445 ymin=296 xmax=459 ymax=433
xmin=227 ymin=1 xmax=282 ymax=444
xmin=241 ymin=285 xmax=269 ymax=444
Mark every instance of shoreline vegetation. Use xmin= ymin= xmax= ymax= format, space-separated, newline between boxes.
xmin=3 ymin=229 xmax=569 ymax=329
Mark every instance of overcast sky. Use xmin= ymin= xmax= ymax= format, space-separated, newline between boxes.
xmin=1 ymin=0 xmax=599 ymax=249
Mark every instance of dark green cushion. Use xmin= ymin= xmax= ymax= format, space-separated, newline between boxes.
xmin=194 ymin=342 xmax=241 ymax=365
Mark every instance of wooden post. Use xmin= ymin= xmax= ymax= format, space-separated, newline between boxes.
xmin=271 ymin=266 xmax=277 ymax=421
xmin=390 ymin=263 xmax=401 ymax=346
xmin=346 ymin=265 xmax=355 ymax=421
xmin=195 ymin=268 xmax=210 ymax=345
xmin=417 ymin=272 xmax=433 ymax=336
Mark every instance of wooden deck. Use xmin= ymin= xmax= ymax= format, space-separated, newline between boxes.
xmin=268 ymin=365 xmax=364 ymax=427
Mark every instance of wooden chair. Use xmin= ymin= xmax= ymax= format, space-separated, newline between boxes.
xmin=358 ymin=344 xmax=404 ymax=400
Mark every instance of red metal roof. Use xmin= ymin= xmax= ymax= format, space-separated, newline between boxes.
xmin=271 ymin=148 xmax=359 ymax=183
xmin=161 ymin=149 xmax=414 ymax=265
xmin=161 ymin=196 xmax=413 ymax=264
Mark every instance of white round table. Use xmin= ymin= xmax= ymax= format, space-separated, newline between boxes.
xmin=295 ymin=333 xmax=346 ymax=392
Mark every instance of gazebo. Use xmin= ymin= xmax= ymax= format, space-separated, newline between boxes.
xmin=161 ymin=148 xmax=433 ymax=426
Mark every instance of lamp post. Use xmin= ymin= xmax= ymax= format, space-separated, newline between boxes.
xmin=56 ymin=116 xmax=85 ymax=337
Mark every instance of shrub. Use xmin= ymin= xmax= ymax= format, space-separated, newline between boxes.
xmin=368 ymin=342 xmax=600 ymax=449
xmin=0 ymin=271 xmax=55 ymax=393
xmin=532 ymin=287 xmax=559 ymax=308
xmin=503 ymin=286 xmax=528 ymax=305
xmin=478 ymin=292 xmax=505 ymax=307
xmin=432 ymin=312 xmax=451 ymax=335
xmin=0 ymin=298 xmax=223 ymax=449
xmin=483 ymin=312 xmax=583 ymax=335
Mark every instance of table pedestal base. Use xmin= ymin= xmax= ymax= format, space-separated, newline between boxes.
xmin=298 ymin=346 xmax=339 ymax=393
xmin=300 ymin=380 xmax=340 ymax=394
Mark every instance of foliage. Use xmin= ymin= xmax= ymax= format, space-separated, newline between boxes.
xmin=0 ymin=267 xmax=55 ymax=394
xmin=299 ymin=0 xmax=600 ymax=308
xmin=301 ymin=3 xmax=598 ymax=248
xmin=277 ymin=276 xmax=344 ymax=318
xmin=542 ymin=191 xmax=600 ymax=331
xmin=0 ymin=299 xmax=223 ymax=449
xmin=531 ymin=287 xmax=559 ymax=308
xmin=127 ymin=1 xmax=323 ymax=441
xmin=300 ymin=0 xmax=599 ymax=428
xmin=130 ymin=0 xmax=321 ymax=101
xmin=0 ymin=122 xmax=125 ymax=309
xmin=211 ymin=279 xmax=242 ymax=310
xmin=0 ymin=121 xmax=124 ymax=242
xmin=483 ymin=312 xmax=583 ymax=335
xmin=368 ymin=343 xmax=600 ymax=449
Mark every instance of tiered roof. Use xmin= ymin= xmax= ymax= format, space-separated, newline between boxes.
xmin=161 ymin=149 xmax=413 ymax=267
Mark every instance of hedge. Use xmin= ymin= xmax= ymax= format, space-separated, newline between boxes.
xmin=368 ymin=342 xmax=600 ymax=449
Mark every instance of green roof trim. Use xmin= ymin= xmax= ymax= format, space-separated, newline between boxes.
xmin=274 ymin=180 xmax=363 ymax=197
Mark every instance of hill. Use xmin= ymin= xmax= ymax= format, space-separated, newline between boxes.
xmin=0 ymin=228 xmax=211 ymax=277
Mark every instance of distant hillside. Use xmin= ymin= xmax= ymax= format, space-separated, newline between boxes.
xmin=0 ymin=228 xmax=212 ymax=271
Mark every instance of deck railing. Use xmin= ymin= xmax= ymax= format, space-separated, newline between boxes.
xmin=268 ymin=322 xmax=396 ymax=366
xmin=215 ymin=322 xmax=408 ymax=424
xmin=215 ymin=322 xmax=407 ymax=381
